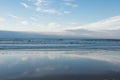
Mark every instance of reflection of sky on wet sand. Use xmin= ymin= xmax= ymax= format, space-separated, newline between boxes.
xmin=0 ymin=50 xmax=120 ymax=80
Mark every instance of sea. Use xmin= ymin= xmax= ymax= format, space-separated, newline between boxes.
xmin=0 ymin=39 xmax=120 ymax=80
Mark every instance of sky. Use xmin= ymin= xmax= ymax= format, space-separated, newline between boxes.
xmin=0 ymin=0 xmax=120 ymax=38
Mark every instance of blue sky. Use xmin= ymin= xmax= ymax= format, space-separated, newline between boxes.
xmin=0 ymin=0 xmax=120 ymax=33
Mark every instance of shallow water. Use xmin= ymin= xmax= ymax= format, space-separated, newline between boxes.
xmin=0 ymin=50 xmax=120 ymax=80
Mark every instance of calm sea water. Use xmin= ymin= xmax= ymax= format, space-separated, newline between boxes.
xmin=0 ymin=39 xmax=120 ymax=80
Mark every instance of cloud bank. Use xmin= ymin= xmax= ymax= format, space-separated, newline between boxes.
xmin=67 ymin=16 xmax=120 ymax=31
xmin=64 ymin=16 xmax=120 ymax=39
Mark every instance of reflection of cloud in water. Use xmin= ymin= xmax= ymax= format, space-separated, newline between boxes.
xmin=47 ymin=54 xmax=61 ymax=60
xmin=44 ymin=66 xmax=55 ymax=71
xmin=0 ymin=50 xmax=120 ymax=65
xmin=0 ymin=60 xmax=3 ymax=64
xmin=0 ymin=50 xmax=120 ymax=80
xmin=67 ymin=52 xmax=120 ymax=66
xmin=21 ymin=57 xmax=28 ymax=61
xmin=36 ymin=68 xmax=41 ymax=72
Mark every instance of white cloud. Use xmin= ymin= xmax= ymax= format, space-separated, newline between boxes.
xmin=34 ymin=0 xmax=44 ymax=6
xmin=64 ymin=0 xmax=79 ymax=8
xmin=64 ymin=2 xmax=79 ymax=7
xmin=36 ymin=7 xmax=42 ymax=12
xmin=33 ymin=0 xmax=46 ymax=12
xmin=72 ymin=4 xmax=79 ymax=7
xmin=21 ymin=20 xmax=29 ymax=26
xmin=29 ymin=0 xmax=59 ymax=14
xmin=42 ymin=9 xmax=60 ymax=14
xmin=63 ymin=0 xmax=74 ymax=2
xmin=39 ymin=9 xmax=71 ymax=15
xmin=20 ymin=2 xmax=30 ymax=8
xmin=48 ymin=22 xmax=60 ymax=27
xmin=47 ymin=22 xmax=62 ymax=31
xmin=0 ymin=17 xmax=5 ymax=22
xmin=63 ymin=16 xmax=120 ymax=39
xmin=30 ymin=17 xmax=37 ymax=21
xmin=27 ymin=0 xmax=77 ymax=14
xmin=63 ymin=11 xmax=71 ymax=14
xmin=9 ymin=14 xmax=19 ymax=19
xmin=67 ymin=16 xmax=120 ymax=31
xmin=37 ymin=8 xmax=70 ymax=15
